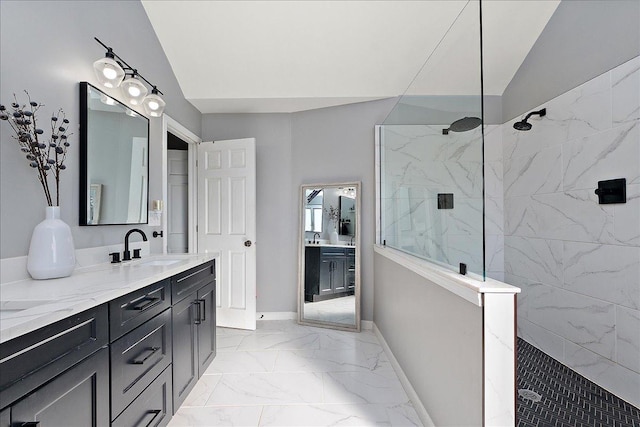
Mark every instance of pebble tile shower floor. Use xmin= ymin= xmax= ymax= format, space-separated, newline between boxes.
xmin=517 ymin=338 xmax=640 ymax=427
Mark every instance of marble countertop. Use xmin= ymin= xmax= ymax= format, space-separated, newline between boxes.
xmin=305 ymin=243 xmax=356 ymax=248
xmin=0 ymin=253 xmax=217 ymax=344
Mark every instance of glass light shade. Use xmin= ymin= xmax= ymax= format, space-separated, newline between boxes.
xmin=143 ymin=92 xmax=166 ymax=117
xmin=93 ymin=57 xmax=125 ymax=89
xmin=121 ymin=76 xmax=148 ymax=105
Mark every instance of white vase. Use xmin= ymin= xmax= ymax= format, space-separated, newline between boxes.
xmin=329 ymin=228 xmax=339 ymax=244
xmin=27 ymin=206 xmax=76 ymax=280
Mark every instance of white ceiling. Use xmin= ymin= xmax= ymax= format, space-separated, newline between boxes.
xmin=142 ymin=1 xmax=560 ymax=114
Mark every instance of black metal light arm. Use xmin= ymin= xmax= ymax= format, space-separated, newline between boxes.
xmin=94 ymin=37 xmax=164 ymax=96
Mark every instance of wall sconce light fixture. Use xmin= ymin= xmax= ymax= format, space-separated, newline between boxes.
xmin=92 ymin=37 xmax=165 ymax=116
xmin=149 ymin=199 xmax=163 ymax=227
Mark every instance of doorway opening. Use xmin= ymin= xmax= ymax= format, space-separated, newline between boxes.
xmin=167 ymin=132 xmax=189 ymax=254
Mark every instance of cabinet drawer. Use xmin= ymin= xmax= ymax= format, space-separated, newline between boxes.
xmin=111 ymin=309 xmax=172 ymax=420
xmin=110 ymin=279 xmax=171 ymax=342
xmin=321 ymin=247 xmax=347 ymax=257
xmin=112 ymin=365 xmax=173 ymax=427
xmin=10 ymin=347 xmax=109 ymax=427
xmin=171 ymin=260 xmax=215 ymax=304
xmin=0 ymin=304 xmax=108 ymax=409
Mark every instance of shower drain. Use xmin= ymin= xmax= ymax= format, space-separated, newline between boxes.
xmin=518 ymin=389 xmax=542 ymax=403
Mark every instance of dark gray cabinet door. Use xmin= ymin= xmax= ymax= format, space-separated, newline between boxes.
xmin=197 ymin=281 xmax=216 ymax=377
xmin=11 ymin=347 xmax=109 ymax=427
xmin=319 ymin=258 xmax=334 ymax=294
xmin=332 ymin=257 xmax=347 ymax=293
xmin=172 ymin=295 xmax=198 ymax=411
xmin=346 ymin=253 xmax=356 ymax=290
xmin=0 ymin=407 xmax=8 ymax=427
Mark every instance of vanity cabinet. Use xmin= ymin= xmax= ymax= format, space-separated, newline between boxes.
xmin=305 ymin=246 xmax=355 ymax=302
xmin=0 ymin=305 xmax=110 ymax=426
xmin=171 ymin=261 xmax=216 ymax=410
xmin=109 ymin=280 xmax=173 ymax=424
xmin=0 ymin=258 xmax=216 ymax=427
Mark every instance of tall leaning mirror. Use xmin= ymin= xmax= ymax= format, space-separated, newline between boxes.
xmin=298 ymin=182 xmax=361 ymax=331
xmin=79 ymin=82 xmax=149 ymax=225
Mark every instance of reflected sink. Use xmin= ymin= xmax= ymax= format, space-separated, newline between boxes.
xmin=138 ymin=259 xmax=183 ymax=267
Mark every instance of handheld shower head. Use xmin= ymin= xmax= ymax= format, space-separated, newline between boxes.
xmin=513 ymin=108 xmax=546 ymax=131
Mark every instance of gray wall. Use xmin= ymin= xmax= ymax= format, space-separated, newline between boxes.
xmin=201 ymin=114 xmax=296 ymax=315
xmin=502 ymin=0 xmax=640 ymax=121
xmin=0 ymin=0 xmax=201 ymax=258
xmin=202 ymin=98 xmax=397 ymax=318
xmin=374 ymin=252 xmax=483 ymax=426
xmin=292 ymin=99 xmax=398 ymax=321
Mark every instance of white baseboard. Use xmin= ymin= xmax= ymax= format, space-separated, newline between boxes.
xmin=257 ymin=311 xmax=297 ymax=320
xmin=373 ymin=323 xmax=435 ymax=427
xmin=361 ymin=320 xmax=373 ymax=330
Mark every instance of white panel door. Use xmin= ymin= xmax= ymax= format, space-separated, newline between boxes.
xmin=167 ymin=150 xmax=188 ymax=254
xmin=128 ymin=137 xmax=148 ymax=222
xmin=197 ymin=138 xmax=256 ymax=330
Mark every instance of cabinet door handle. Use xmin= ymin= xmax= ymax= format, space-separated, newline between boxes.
xmin=193 ymin=301 xmax=202 ymax=325
xmin=130 ymin=297 xmax=161 ymax=311
xmin=21 ymin=423 xmax=40 ymax=427
xmin=141 ymin=409 xmax=162 ymax=427
xmin=130 ymin=346 xmax=160 ymax=365
xmin=198 ymin=298 xmax=206 ymax=322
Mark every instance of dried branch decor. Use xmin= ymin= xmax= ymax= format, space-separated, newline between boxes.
xmin=0 ymin=92 xmax=71 ymax=206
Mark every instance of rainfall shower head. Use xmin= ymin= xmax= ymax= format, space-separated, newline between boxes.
xmin=442 ymin=117 xmax=482 ymax=135
xmin=513 ymin=108 xmax=546 ymax=131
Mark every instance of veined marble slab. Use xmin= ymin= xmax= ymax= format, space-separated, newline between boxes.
xmin=0 ymin=252 xmax=217 ymax=344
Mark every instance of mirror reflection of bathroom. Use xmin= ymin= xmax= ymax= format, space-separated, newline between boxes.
xmin=299 ymin=183 xmax=360 ymax=330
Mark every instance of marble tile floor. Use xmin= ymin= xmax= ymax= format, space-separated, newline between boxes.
xmin=302 ymin=295 xmax=356 ymax=326
xmin=168 ymin=320 xmax=422 ymax=427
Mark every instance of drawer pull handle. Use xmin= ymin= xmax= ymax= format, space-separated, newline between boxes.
xmin=131 ymin=347 xmax=160 ymax=365
xmin=141 ymin=409 xmax=162 ymax=427
xmin=131 ymin=297 xmax=161 ymax=311
xmin=198 ymin=298 xmax=206 ymax=322
xmin=21 ymin=423 xmax=40 ymax=426
xmin=193 ymin=301 xmax=202 ymax=325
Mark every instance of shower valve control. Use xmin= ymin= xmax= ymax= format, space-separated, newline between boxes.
xmin=595 ymin=178 xmax=626 ymax=204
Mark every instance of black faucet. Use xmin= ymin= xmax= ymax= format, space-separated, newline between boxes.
xmin=350 ymin=236 xmax=355 ymax=246
xmin=123 ymin=228 xmax=148 ymax=261
xmin=313 ymin=232 xmax=321 ymax=244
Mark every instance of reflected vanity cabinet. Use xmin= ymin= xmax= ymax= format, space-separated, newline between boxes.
xmin=0 ymin=259 xmax=216 ymax=427
xmin=305 ymin=246 xmax=355 ymax=302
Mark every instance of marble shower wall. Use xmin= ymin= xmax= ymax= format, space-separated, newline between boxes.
xmin=380 ymin=124 xmax=504 ymax=278
xmin=503 ymin=56 xmax=640 ymax=407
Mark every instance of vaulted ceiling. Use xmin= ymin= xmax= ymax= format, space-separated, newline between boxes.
xmin=142 ymin=1 xmax=559 ymax=113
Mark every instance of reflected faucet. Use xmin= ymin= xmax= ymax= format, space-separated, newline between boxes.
xmin=123 ymin=228 xmax=148 ymax=261
xmin=349 ymin=236 xmax=355 ymax=246
xmin=313 ymin=232 xmax=321 ymax=244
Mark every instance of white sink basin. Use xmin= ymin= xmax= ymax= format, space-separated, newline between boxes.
xmin=138 ymin=259 xmax=183 ymax=267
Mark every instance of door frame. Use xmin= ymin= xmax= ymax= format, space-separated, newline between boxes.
xmin=161 ymin=115 xmax=201 ymax=254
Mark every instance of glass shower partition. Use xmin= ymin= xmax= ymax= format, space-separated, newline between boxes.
xmin=378 ymin=0 xmax=485 ymax=278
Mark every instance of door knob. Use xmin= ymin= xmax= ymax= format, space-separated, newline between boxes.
xmin=244 ymin=240 xmax=252 ymax=247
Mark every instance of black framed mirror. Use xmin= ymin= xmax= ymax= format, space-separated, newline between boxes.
xmin=79 ymin=82 xmax=149 ymax=225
